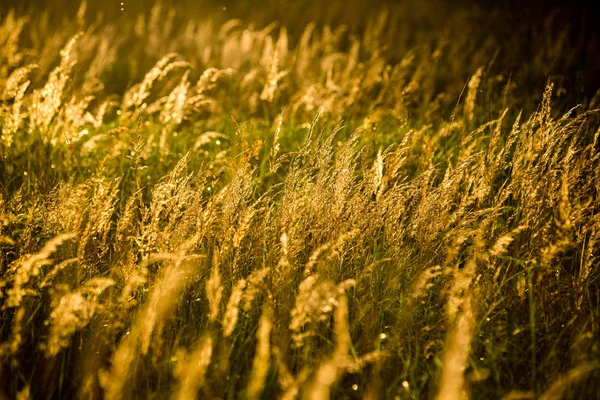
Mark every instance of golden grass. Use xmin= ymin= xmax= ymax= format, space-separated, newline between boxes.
xmin=0 ymin=1 xmax=599 ymax=399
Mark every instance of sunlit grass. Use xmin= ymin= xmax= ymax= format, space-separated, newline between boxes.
xmin=0 ymin=1 xmax=599 ymax=399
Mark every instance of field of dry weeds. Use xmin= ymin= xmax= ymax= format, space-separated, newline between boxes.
xmin=1 ymin=1 xmax=599 ymax=399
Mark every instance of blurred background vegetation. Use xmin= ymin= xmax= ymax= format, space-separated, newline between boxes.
xmin=5 ymin=0 xmax=600 ymax=107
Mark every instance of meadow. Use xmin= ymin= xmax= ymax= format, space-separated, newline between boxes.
xmin=0 ymin=1 xmax=599 ymax=398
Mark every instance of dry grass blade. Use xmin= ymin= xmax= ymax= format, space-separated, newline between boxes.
xmin=538 ymin=362 xmax=599 ymax=400
xmin=435 ymin=293 xmax=476 ymax=400
xmin=100 ymin=255 xmax=198 ymax=399
xmin=246 ymin=304 xmax=273 ymax=400
xmin=174 ymin=335 xmax=214 ymax=400
xmin=4 ymin=233 xmax=76 ymax=309
xmin=304 ymin=293 xmax=351 ymax=400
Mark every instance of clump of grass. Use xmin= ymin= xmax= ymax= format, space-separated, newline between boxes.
xmin=1 ymin=1 xmax=599 ymax=399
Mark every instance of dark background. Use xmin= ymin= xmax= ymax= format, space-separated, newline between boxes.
xmin=3 ymin=0 xmax=600 ymax=26
xmin=1 ymin=0 xmax=599 ymax=103
xmin=2 ymin=0 xmax=598 ymax=47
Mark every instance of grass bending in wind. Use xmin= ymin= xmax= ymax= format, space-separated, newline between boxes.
xmin=1 ymin=1 xmax=600 ymax=399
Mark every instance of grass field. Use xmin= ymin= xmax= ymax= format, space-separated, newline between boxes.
xmin=1 ymin=1 xmax=600 ymax=399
